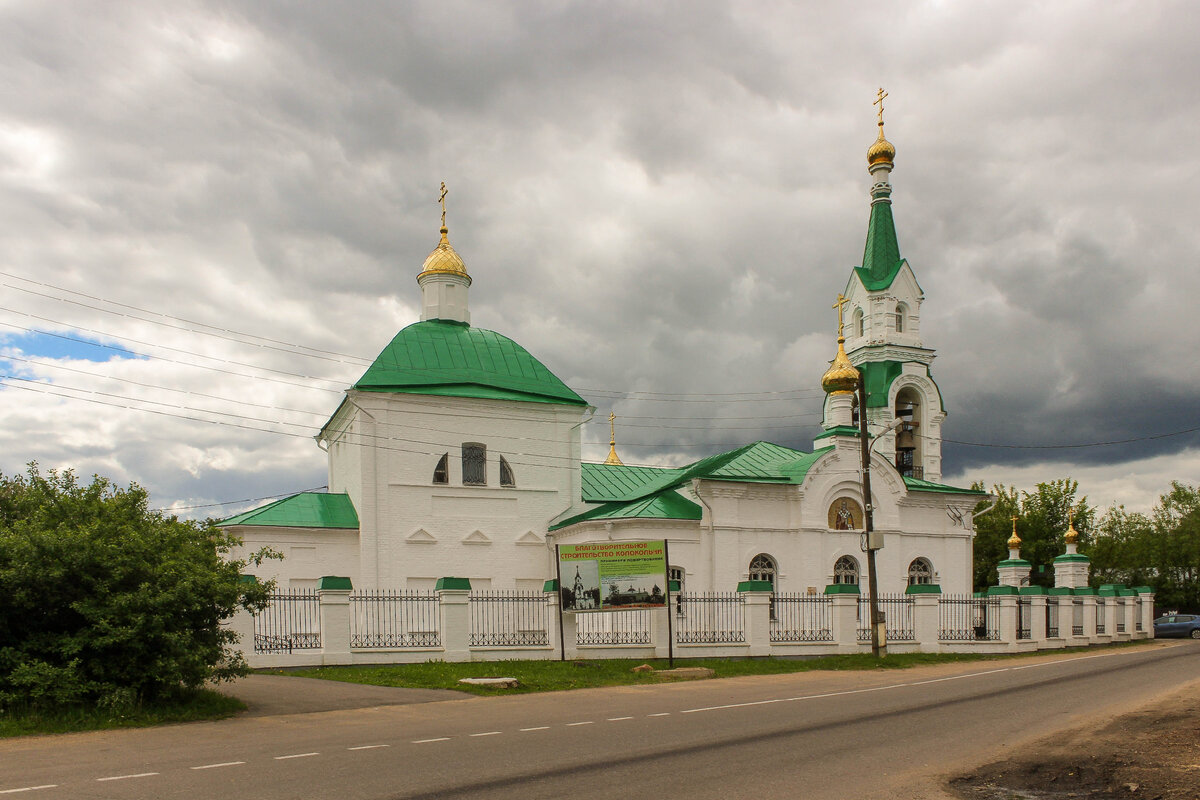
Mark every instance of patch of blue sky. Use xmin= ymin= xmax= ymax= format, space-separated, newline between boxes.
xmin=0 ymin=330 xmax=143 ymax=363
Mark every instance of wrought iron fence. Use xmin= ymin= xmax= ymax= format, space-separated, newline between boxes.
xmin=1096 ymin=597 xmax=1107 ymax=635
xmin=1116 ymin=600 xmax=1126 ymax=633
xmin=858 ymin=594 xmax=915 ymax=642
xmin=1017 ymin=596 xmax=1031 ymax=640
xmin=469 ymin=590 xmax=550 ymax=647
xmin=350 ymin=590 xmax=441 ymax=648
xmin=1072 ymin=598 xmax=1084 ymax=636
xmin=674 ymin=592 xmax=745 ymax=644
xmin=1046 ymin=597 xmax=1059 ymax=638
xmin=770 ymin=594 xmax=833 ymax=642
xmin=254 ymin=590 xmax=322 ymax=653
xmin=938 ymin=595 xmax=999 ymax=641
xmin=1135 ymin=599 xmax=1143 ymax=632
xmin=575 ymin=609 xmax=652 ymax=646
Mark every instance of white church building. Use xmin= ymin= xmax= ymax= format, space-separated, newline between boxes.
xmin=223 ymin=113 xmax=988 ymax=596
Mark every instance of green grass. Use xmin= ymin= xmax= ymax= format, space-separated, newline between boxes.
xmin=269 ymin=647 xmax=1121 ymax=696
xmin=0 ymin=688 xmax=246 ymax=738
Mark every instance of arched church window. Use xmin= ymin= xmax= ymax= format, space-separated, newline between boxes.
xmin=499 ymin=456 xmax=515 ymax=487
xmin=432 ymin=453 xmax=449 ymax=485
xmin=748 ymin=554 xmax=777 ymax=587
xmin=834 ymin=555 xmax=860 ymax=585
xmin=853 ymin=307 xmax=864 ymax=338
xmin=462 ymin=443 xmax=486 ymax=485
xmin=895 ymin=303 xmax=906 ymax=333
xmin=908 ymin=557 xmax=934 ymax=586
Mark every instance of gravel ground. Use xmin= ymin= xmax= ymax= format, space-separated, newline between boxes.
xmin=948 ymin=683 xmax=1200 ymax=799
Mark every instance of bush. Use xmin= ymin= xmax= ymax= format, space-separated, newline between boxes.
xmin=0 ymin=464 xmax=274 ymax=710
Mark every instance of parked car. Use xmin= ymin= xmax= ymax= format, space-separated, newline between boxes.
xmin=1153 ymin=614 xmax=1200 ymax=638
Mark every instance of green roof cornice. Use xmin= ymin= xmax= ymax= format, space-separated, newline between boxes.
xmin=549 ymin=489 xmax=702 ymax=531
xmin=858 ymin=361 xmax=903 ymax=408
xmin=218 ymin=492 xmax=359 ymax=529
xmin=814 ymin=426 xmax=863 ymax=441
xmin=354 ymin=320 xmax=587 ymax=406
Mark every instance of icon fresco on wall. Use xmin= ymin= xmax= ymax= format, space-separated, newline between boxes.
xmin=828 ymin=498 xmax=863 ymax=530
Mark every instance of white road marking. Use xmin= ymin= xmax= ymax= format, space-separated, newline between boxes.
xmin=470 ymin=731 xmax=502 ymax=737
xmin=520 ymin=726 xmax=550 ymax=731
xmin=678 ymin=648 xmax=1160 ymax=715
xmin=647 ymin=712 xmax=670 ymax=717
xmin=97 ymin=773 xmax=159 ymax=782
xmin=347 ymin=745 xmax=390 ymax=751
xmin=0 ymin=787 xmax=57 ymax=795
xmin=190 ymin=761 xmax=245 ymax=770
xmin=607 ymin=716 xmax=633 ymax=721
xmin=412 ymin=737 xmax=450 ymax=744
xmin=565 ymin=721 xmax=594 ymax=726
xmin=274 ymin=753 xmax=319 ymax=760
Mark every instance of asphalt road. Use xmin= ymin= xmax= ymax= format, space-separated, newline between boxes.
xmin=3 ymin=642 xmax=1197 ymax=800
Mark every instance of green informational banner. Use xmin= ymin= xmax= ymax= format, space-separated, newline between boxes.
xmin=557 ymin=541 xmax=668 ymax=612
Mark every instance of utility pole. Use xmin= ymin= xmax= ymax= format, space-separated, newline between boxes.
xmin=858 ymin=376 xmax=886 ymax=658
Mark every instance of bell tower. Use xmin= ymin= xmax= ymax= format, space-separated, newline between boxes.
xmin=828 ymin=91 xmax=945 ymax=482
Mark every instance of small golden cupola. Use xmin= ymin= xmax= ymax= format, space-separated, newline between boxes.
xmin=603 ymin=412 xmax=625 ymax=466
xmin=1007 ymin=515 xmax=1022 ymax=550
xmin=419 ymin=182 xmax=472 ymax=282
xmin=867 ymin=87 xmax=896 ymax=167
xmin=417 ymin=182 xmax=473 ymax=324
xmin=1064 ymin=508 xmax=1079 ymax=545
xmin=822 ymin=295 xmax=861 ymax=395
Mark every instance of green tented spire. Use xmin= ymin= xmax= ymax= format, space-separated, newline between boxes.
xmin=862 ymin=199 xmax=902 ymax=284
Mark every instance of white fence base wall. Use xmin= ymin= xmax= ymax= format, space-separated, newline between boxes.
xmin=225 ymin=589 xmax=1158 ymax=669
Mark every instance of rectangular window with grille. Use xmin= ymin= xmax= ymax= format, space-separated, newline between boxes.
xmin=462 ymin=443 xmax=486 ymax=485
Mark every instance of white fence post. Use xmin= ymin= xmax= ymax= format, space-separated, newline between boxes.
xmin=1027 ymin=593 xmax=1047 ymax=645
xmin=436 ymin=577 xmax=472 ymax=662
xmin=909 ymin=589 xmax=940 ymax=650
xmin=827 ymin=586 xmax=861 ymax=652
xmin=318 ymin=576 xmax=353 ymax=665
xmin=741 ymin=587 xmax=773 ymax=657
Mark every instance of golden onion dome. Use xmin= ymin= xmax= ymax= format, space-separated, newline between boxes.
xmin=1065 ymin=518 xmax=1079 ymax=545
xmin=867 ymin=123 xmax=896 ymax=167
xmin=1007 ymin=518 xmax=1022 ymax=550
xmin=821 ymin=336 xmax=861 ymax=395
xmin=418 ymin=227 xmax=471 ymax=282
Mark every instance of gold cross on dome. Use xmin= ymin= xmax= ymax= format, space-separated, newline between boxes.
xmin=832 ymin=294 xmax=849 ymax=338
xmin=874 ymin=87 xmax=888 ymax=126
xmin=1011 ymin=514 xmax=1019 ymax=532
xmin=439 ymin=182 xmax=448 ymax=228
xmin=609 ymin=412 xmax=617 ymax=442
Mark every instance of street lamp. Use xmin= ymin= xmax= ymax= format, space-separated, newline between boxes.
xmin=856 ymin=381 xmax=904 ymax=659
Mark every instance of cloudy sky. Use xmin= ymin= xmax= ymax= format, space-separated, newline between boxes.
xmin=2 ymin=0 xmax=1198 ymax=519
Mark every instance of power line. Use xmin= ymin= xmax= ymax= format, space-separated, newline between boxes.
xmin=155 ymin=486 xmax=329 ymax=513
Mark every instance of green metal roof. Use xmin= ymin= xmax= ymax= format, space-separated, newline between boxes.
xmin=581 ymin=463 xmax=682 ymax=503
xmin=550 ymin=490 xmax=702 ymax=531
xmin=901 ymin=477 xmax=987 ymax=496
xmin=354 ymin=319 xmax=587 ymax=406
xmin=218 ymin=492 xmax=359 ymax=529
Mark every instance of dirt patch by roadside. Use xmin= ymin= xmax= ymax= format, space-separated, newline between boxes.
xmin=948 ymin=685 xmax=1200 ymax=799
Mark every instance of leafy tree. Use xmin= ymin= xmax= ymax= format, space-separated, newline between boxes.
xmin=971 ymin=479 xmax=1095 ymax=590
xmin=0 ymin=464 xmax=275 ymax=710
xmin=1091 ymin=482 xmax=1200 ymax=611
